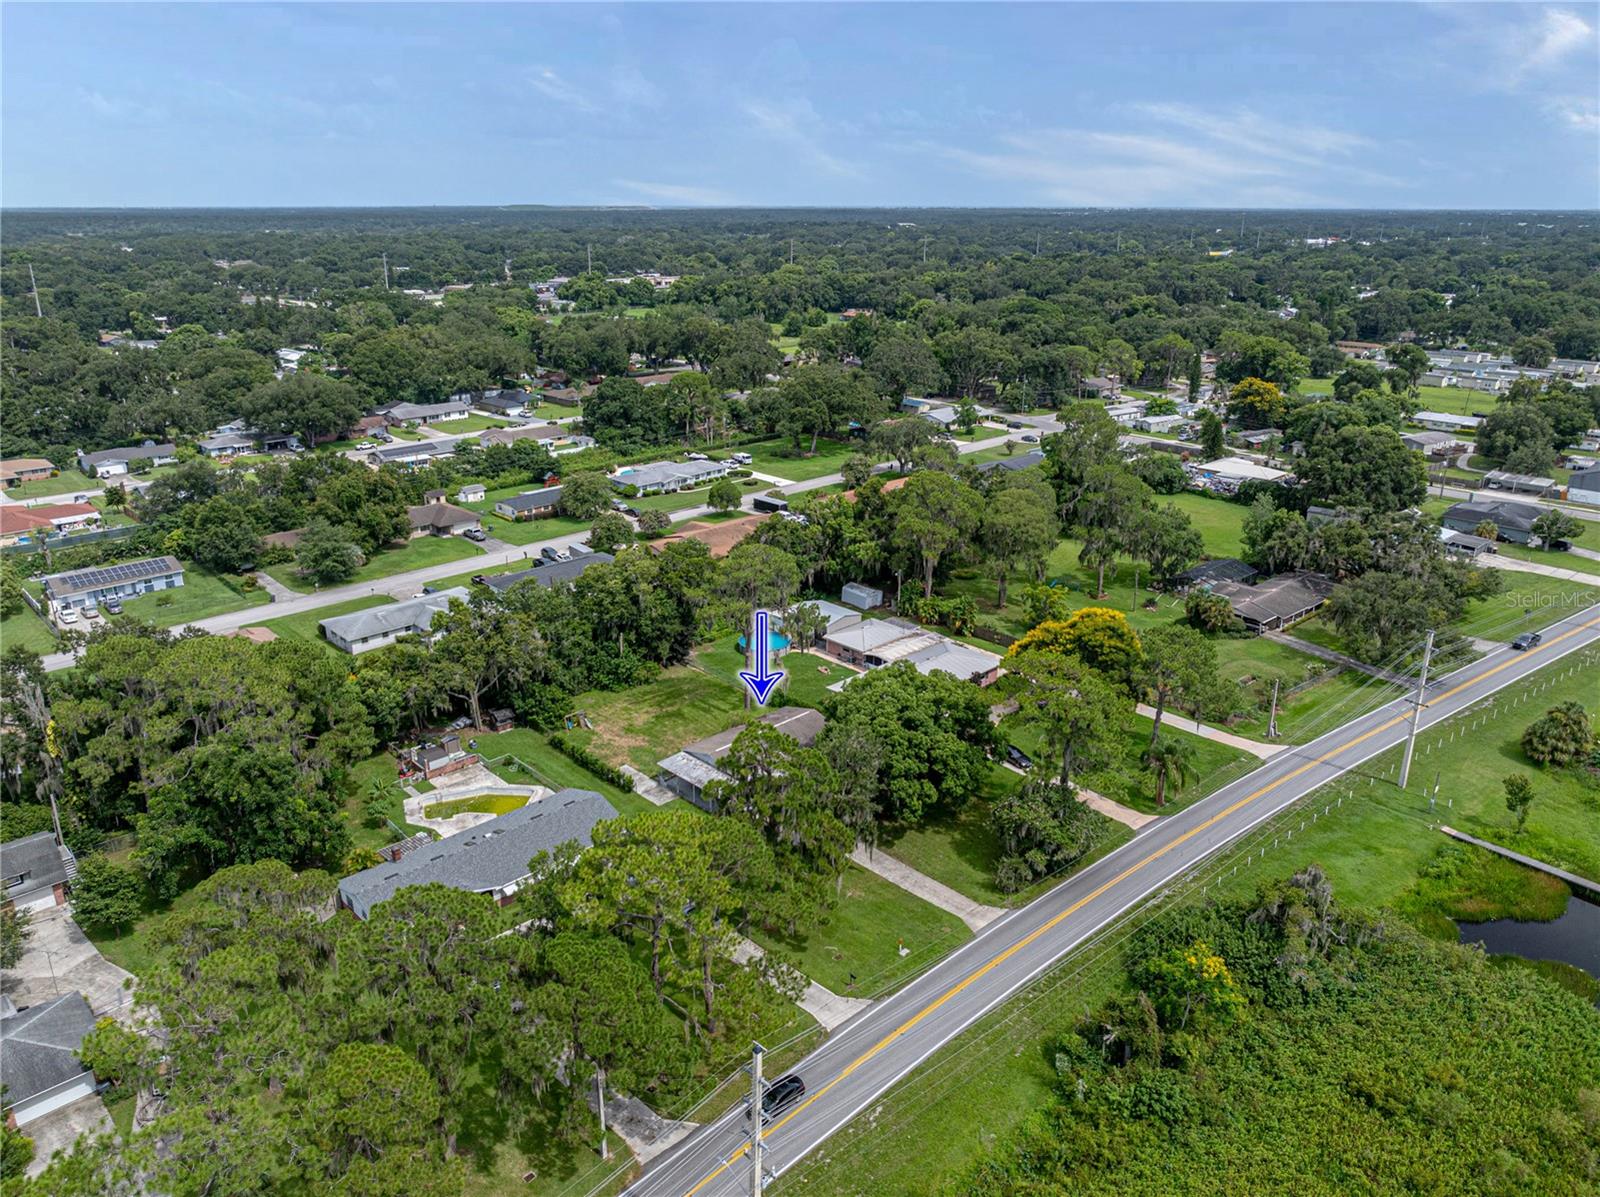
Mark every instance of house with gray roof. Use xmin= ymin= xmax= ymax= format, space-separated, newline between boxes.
xmin=40 ymin=555 xmax=184 ymax=613
xmin=366 ymin=441 xmax=457 ymax=468
xmin=976 ymin=449 xmax=1046 ymax=475
xmin=0 ymin=831 xmax=77 ymax=912
xmin=75 ymin=442 xmax=177 ymax=477
xmin=1211 ymin=571 xmax=1335 ymax=632
xmin=481 ymin=552 xmax=614 ymax=595
xmin=337 ymin=789 xmax=617 ymax=918
xmin=656 ymin=707 xmax=825 ymax=811
xmin=494 ymin=486 xmax=563 ymax=520
xmin=380 ymin=399 xmax=472 ymax=425
xmin=319 ymin=587 xmax=470 ymax=654
xmin=1568 ymin=464 xmax=1600 ymax=506
xmin=0 ymin=992 xmax=99 ymax=1126
xmin=1440 ymin=499 xmax=1544 ymax=545
xmin=611 ymin=458 xmax=731 ymax=495
xmin=406 ymin=498 xmax=482 ymax=537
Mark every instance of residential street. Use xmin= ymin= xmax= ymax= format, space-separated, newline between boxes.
xmin=625 ymin=598 xmax=1600 ymax=1197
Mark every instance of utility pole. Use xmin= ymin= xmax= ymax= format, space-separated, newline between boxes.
xmin=28 ymin=264 xmax=43 ymax=317
xmin=381 ymin=253 xmax=390 ymax=290
xmin=789 ymin=237 xmax=795 ymax=264
xmin=504 ymin=256 xmax=512 ymax=284
xmin=587 ymin=243 xmax=593 ymax=273
xmin=748 ymin=1042 xmax=766 ymax=1197
xmin=921 ymin=235 xmax=930 ymax=264
xmin=596 ymin=1069 xmax=609 ymax=1160
xmin=1398 ymin=630 xmax=1435 ymax=789
xmin=1267 ymin=679 xmax=1280 ymax=739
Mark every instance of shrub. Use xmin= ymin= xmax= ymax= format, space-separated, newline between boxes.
xmin=548 ymin=733 xmax=635 ymax=792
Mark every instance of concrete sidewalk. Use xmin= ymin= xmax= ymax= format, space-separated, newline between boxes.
xmin=850 ymin=846 xmax=1005 ymax=931
xmin=1135 ymin=704 xmax=1285 ymax=758
xmin=732 ymin=937 xmax=873 ymax=1030
xmin=1481 ymin=553 xmax=1600 ymax=588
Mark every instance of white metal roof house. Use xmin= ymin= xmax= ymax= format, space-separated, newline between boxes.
xmin=380 ymin=399 xmax=471 ymax=425
xmin=0 ymin=992 xmax=99 ymax=1126
xmin=319 ymin=587 xmax=470 ymax=654
xmin=656 ymin=707 xmax=826 ymax=811
xmin=337 ymin=789 xmax=617 ymax=918
xmin=1413 ymin=411 xmax=1482 ymax=432
xmin=494 ymin=486 xmax=563 ymax=520
xmin=840 ymin=582 xmax=883 ymax=610
xmin=1191 ymin=457 xmax=1290 ymax=485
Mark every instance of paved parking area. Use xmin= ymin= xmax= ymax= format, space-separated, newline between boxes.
xmin=20 ymin=1093 xmax=113 ymax=1176
xmin=0 ymin=906 xmax=135 ymax=1018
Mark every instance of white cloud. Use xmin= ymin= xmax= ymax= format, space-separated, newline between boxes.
xmin=745 ymin=99 xmax=861 ymax=177
xmin=614 ymin=179 xmax=739 ymax=206
xmin=1507 ymin=7 xmax=1595 ymax=82
xmin=939 ymin=104 xmax=1406 ymax=207
xmin=1546 ymin=96 xmax=1600 ymax=132
xmin=528 ymin=68 xmax=598 ymax=113
xmin=78 ymin=88 xmax=167 ymax=124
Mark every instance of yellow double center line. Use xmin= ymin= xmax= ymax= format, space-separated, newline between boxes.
xmin=680 ymin=611 xmax=1600 ymax=1197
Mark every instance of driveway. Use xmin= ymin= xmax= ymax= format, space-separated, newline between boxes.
xmin=1 ymin=906 xmax=135 ymax=1019
xmin=20 ymin=1093 xmax=113 ymax=1175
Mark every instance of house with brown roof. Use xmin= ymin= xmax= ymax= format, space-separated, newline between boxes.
xmin=407 ymin=497 xmax=482 ymax=537
xmin=0 ymin=458 xmax=55 ymax=489
xmin=0 ymin=503 xmax=101 ymax=546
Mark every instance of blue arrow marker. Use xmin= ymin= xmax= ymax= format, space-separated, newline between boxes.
xmin=738 ymin=609 xmax=785 ymax=706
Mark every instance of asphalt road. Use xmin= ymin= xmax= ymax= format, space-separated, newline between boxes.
xmin=627 ymin=597 xmax=1600 ymax=1197
xmin=36 ymin=430 xmax=1020 ymax=672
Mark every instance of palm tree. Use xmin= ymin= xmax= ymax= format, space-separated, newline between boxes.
xmin=1145 ymin=737 xmax=1197 ymax=808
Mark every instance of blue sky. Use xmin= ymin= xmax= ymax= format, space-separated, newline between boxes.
xmin=3 ymin=3 xmax=1596 ymax=208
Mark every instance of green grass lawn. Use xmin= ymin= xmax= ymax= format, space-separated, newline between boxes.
xmin=526 ymin=401 xmax=580 ymax=422
xmin=1002 ymin=712 xmax=1256 ymax=816
xmin=1297 ymin=378 xmax=1503 ymax=419
xmin=2 ymin=473 xmax=95 ymax=500
xmin=116 ymin=569 xmax=271 ymax=627
xmin=561 ymin=667 xmax=748 ymax=773
xmin=0 ymin=603 xmax=57 ymax=653
xmin=251 ymin=594 xmax=393 ymax=650
xmin=631 ymin=486 xmax=718 ymax=514
xmin=265 ymin=535 xmax=483 ymax=593
xmin=422 ymin=793 xmax=530 ymax=819
xmin=1162 ymin=491 xmax=1248 ymax=558
xmin=387 ymin=426 xmax=425 ymax=441
xmin=963 ymin=443 xmax=1039 ymax=467
xmin=341 ymin=751 xmax=434 ymax=850
xmin=424 ymin=414 xmax=511 ymax=435
xmin=1453 ymin=575 xmax=1598 ymax=640
xmin=749 ymin=863 xmax=972 ymax=998
xmin=471 ymin=728 xmax=660 ymax=818
xmin=742 ymin=436 xmax=859 ymax=482
xmin=1495 ymin=542 xmax=1600 ymax=577
xmin=877 ymin=765 xmax=1134 ymax=908
xmin=692 ymin=640 xmax=851 ymax=711
xmin=780 ymin=651 xmax=1600 ymax=1197
xmin=480 ymin=512 xmax=592 ymax=546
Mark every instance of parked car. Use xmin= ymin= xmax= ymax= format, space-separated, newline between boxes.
xmin=58 ymin=608 xmax=80 ymax=625
xmin=1511 ymin=631 xmax=1542 ymax=651
xmin=102 ymin=597 xmax=123 ymax=615
xmin=541 ymin=546 xmax=572 ymax=563
xmin=731 ymin=452 xmax=753 ymax=464
xmin=686 ymin=451 xmax=709 ymax=461
xmin=356 ymin=441 xmax=376 ymax=450
xmin=761 ymin=1074 xmax=806 ymax=1124
xmin=610 ymin=498 xmax=630 ymax=512
xmin=1006 ymin=420 xmax=1025 ymax=429
xmin=1006 ymin=745 xmax=1033 ymax=771
xmin=448 ymin=716 xmax=473 ymax=731
xmin=463 ymin=527 xmax=488 ymax=542
xmin=1020 ymin=433 xmax=1040 ymax=443
xmin=82 ymin=606 xmax=101 ymax=621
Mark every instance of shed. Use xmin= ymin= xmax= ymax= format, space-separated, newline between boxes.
xmin=841 ymin=582 xmax=883 ymax=610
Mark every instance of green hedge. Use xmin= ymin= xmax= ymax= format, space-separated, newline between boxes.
xmin=548 ymin=733 xmax=635 ymax=792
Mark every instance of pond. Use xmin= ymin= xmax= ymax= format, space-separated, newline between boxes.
xmin=1457 ymin=892 xmax=1600 ymax=979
